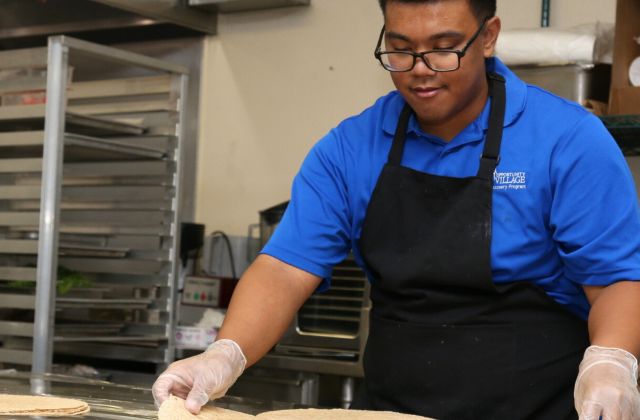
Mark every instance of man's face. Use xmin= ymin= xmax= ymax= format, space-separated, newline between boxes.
xmin=383 ymin=0 xmax=499 ymax=137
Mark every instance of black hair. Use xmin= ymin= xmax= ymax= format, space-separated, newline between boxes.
xmin=378 ymin=0 xmax=497 ymax=22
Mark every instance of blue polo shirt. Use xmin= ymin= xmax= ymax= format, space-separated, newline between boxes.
xmin=261 ymin=57 xmax=640 ymax=319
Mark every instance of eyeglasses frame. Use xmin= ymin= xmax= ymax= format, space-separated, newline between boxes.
xmin=374 ymin=16 xmax=490 ymax=73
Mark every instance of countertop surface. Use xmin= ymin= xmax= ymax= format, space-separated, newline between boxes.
xmin=0 ymin=371 xmax=296 ymax=419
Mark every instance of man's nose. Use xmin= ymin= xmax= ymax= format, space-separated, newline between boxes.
xmin=412 ymin=55 xmax=437 ymax=76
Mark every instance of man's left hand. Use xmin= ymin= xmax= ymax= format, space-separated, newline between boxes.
xmin=574 ymin=345 xmax=640 ymax=419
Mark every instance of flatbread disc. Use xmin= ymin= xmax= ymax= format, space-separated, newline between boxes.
xmin=158 ymin=395 xmax=254 ymax=419
xmin=255 ymin=408 xmax=436 ymax=420
xmin=0 ymin=394 xmax=89 ymax=416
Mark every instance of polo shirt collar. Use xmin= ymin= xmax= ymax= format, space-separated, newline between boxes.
xmin=382 ymin=57 xmax=527 ymax=137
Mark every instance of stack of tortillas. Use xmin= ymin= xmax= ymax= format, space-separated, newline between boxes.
xmin=159 ymin=396 xmax=435 ymax=419
xmin=0 ymin=394 xmax=89 ymax=416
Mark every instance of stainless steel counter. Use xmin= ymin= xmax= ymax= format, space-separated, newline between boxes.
xmin=0 ymin=371 xmax=296 ymax=419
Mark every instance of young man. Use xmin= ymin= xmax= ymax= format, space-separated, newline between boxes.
xmin=153 ymin=1 xmax=640 ymax=418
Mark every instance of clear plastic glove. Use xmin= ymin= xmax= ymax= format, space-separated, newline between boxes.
xmin=152 ymin=339 xmax=246 ymax=414
xmin=574 ymin=345 xmax=640 ymax=420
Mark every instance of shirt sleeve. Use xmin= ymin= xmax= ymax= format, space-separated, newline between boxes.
xmin=550 ymin=113 xmax=640 ymax=286
xmin=260 ymin=129 xmax=352 ymax=290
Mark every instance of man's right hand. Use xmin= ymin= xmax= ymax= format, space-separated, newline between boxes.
xmin=152 ymin=339 xmax=247 ymax=414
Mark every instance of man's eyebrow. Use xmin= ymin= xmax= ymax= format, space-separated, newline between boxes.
xmin=385 ymin=30 xmax=466 ymax=43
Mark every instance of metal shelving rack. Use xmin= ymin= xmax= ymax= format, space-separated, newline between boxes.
xmin=0 ymin=36 xmax=188 ymax=375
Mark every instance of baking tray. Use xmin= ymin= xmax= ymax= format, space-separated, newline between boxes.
xmin=0 ymin=105 xmax=145 ymax=136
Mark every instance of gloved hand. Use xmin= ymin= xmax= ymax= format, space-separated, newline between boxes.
xmin=152 ymin=339 xmax=247 ymax=414
xmin=574 ymin=345 xmax=640 ymax=420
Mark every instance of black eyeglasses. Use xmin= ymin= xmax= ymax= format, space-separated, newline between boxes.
xmin=374 ymin=17 xmax=489 ymax=72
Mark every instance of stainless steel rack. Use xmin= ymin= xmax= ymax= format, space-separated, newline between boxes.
xmin=0 ymin=36 xmax=188 ymax=375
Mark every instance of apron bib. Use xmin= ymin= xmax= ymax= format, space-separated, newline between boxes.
xmin=353 ymin=73 xmax=589 ymax=420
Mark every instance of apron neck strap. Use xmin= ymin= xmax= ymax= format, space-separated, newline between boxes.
xmin=387 ymin=104 xmax=413 ymax=166
xmin=477 ymin=72 xmax=506 ymax=180
xmin=387 ymin=72 xmax=507 ymax=178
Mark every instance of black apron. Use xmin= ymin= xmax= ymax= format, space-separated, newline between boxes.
xmin=353 ymin=73 xmax=589 ymax=420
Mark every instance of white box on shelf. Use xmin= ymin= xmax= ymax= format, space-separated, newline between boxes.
xmin=175 ymin=326 xmax=217 ymax=350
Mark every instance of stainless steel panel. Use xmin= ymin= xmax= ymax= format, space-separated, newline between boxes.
xmin=65 ymin=113 xmax=145 ymax=136
xmin=98 ymin=135 xmax=176 ymax=154
xmin=68 ymin=100 xmax=176 ymax=116
xmin=0 ymin=47 xmax=47 ymax=69
xmin=68 ymin=75 xmax=172 ymax=99
xmin=0 ymin=105 xmax=145 ymax=136
xmin=0 ymin=293 xmax=35 ymax=309
xmin=55 ymin=296 xmax=151 ymax=309
xmin=0 ymin=185 xmax=41 ymax=199
xmin=60 ymin=210 xmax=169 ymax=225
xmin=0 ymin=104 xmax=52 ymax=120
xmin=189 ymin=0 xmax=310 ymax=13
xmin=61 ymin=35 xmax=189 ymax=74
xmin=53 ymin=335 xmax=166 ymax=342
xmin=93 ymin=0 xmax=217 ymax=35
xmin=59 ymin=258 xmax=165 ymax=275
xmin=0 ymin=131 xmax=43 ymax=147
xmin=121 ymin=323 xmax=167 ymax=335
xmin=93 ymin=273 xmax=170 ymax=287
xmin=0 ymin=158 xmax=42 ymax=173
xmin=0 ymin=266 xmax=37 ymax=281
xmin=57 ymin=234 xmax=162 ymax=250
xmin=59 ymin=225 xmax=171 ymax=235
xmin=0 ymin=239 xmax=38 ymax=254
xmin=258 ymin=352 xmax=364 ymax=378
xmin=61 ymin=186 xmax=170 ymax=202
xmin=0 ymin=211 xmax=39 ymax=226
xmin=53 ymin=341 xmax=166 ymax=363
xmin=511 ymin=64 xmax=597 ymax=104
xmin=64 ymin=161 xmax=172 ymax=178
xmin=0 ymin=348 xmax=33 ymax=365
xmin=0 ymin=320 xmax=34 ymax=337
xmin=65 ymin=133 xmax=166 ymax=160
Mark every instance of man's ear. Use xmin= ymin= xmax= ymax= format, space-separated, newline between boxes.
xmin=483 ymin=16 xmax=501 ymax=58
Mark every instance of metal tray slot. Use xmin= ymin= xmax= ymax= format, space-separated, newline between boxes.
xmin=0 ymin=321 xmax=34 ymax=337
xmin=0 ymin=266 xmax=37 ymax=281
xmin=59 ymin=258 xmax=165 ymax=275
xmin=0 ymin=211 xmax=39 ymax=226
xmin=0 ymin=293 xmax=35 ymax=309
xmin=0 ymin=239 xmax=38 ymax=254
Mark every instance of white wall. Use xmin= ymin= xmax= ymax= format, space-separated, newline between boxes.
xmin=195 ymin=0 xmax=617 ymax=235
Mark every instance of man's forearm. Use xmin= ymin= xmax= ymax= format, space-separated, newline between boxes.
xmin=216 ymin=254 xmax=322 ymax=366
xmin=585 ymin=281 xmax=640 ymax=357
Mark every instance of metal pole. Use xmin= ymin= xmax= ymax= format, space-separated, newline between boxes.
xmin=541 ymin=0 xmax=551 ymax=27
xmin=32 ymin=36 xmax=69 ymax=374
xmin=163 ymin=72 xmax=189 ymax=369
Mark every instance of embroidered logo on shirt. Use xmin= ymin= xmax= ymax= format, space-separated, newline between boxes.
xmin=493 ymin=171 xmax=527 ymax=190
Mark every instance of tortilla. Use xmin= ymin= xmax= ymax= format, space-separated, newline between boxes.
xmin=158 ymin=395 xmax=254 ymax=419
xmin=0 ymin=394 xmax=89 ymax=416
xmin=255 ymin=408 xmax=435 ymax=420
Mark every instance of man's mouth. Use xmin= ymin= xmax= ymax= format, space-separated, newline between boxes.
xmin=411 ymin=86 xmax=443 ymax=98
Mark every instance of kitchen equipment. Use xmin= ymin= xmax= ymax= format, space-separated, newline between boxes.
xmin=259 ymin=201 xmax=289 ymax=248
xmin=0 ymin=37 xmax=187 ymax=375
xmin=511 ymin=63 xmax=611 ymax=104
xmin=179 ymin=222 xmax=205 ymax=290
xmin=202 ymin=231 xmax=258 ymax=279
xmin=182 ymin=275 xmax=236 ymax=308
